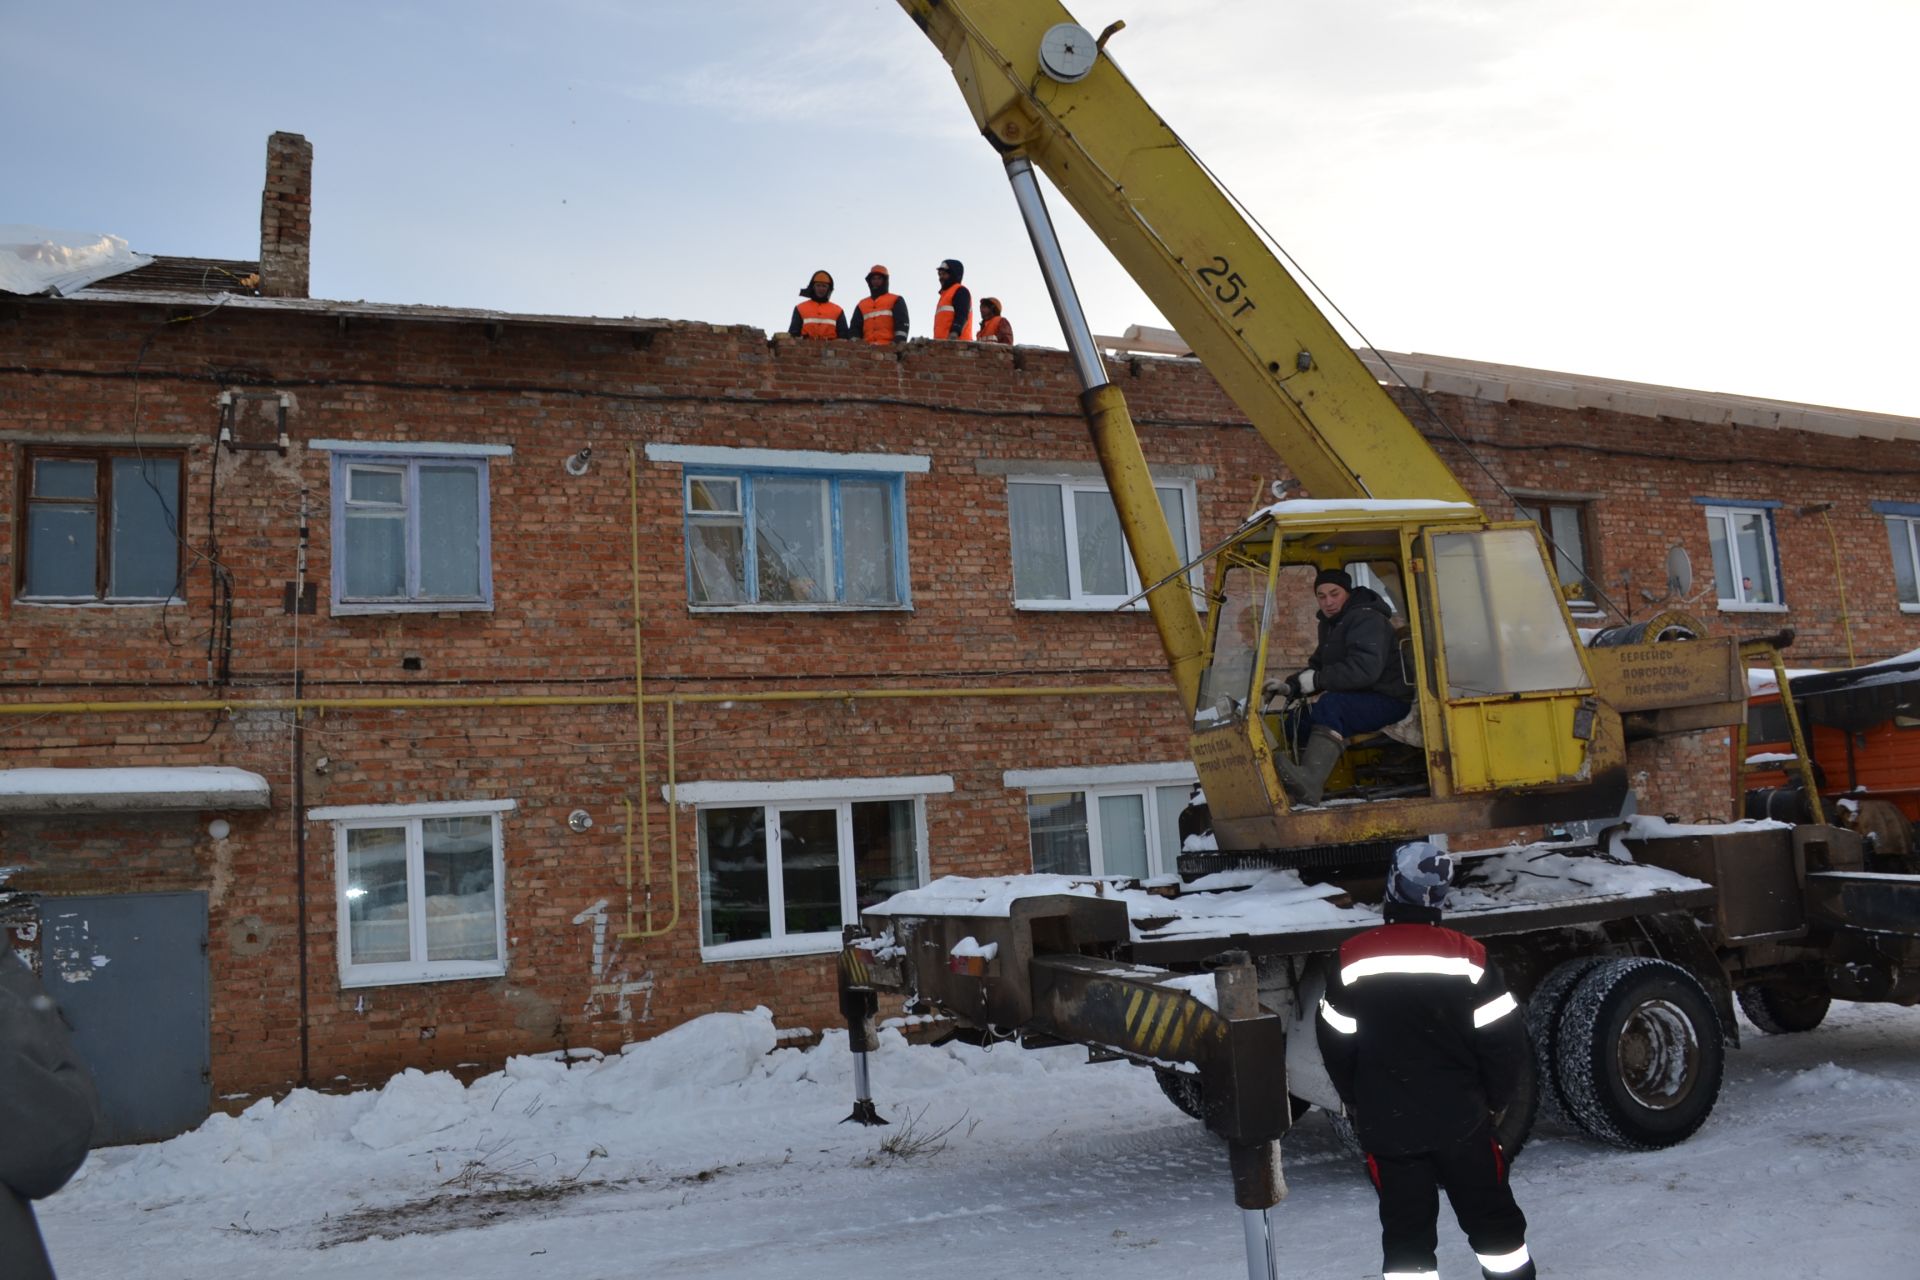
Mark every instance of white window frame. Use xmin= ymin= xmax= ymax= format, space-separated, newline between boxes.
xmin=1884 ymin=512 xmax=1920 ymax=613
xmin=326 ymin=450 xmax=498 ymax=616
xmin=1703 ymin=503 xmax=1785 ymax=612
xmin=1008 ymin=475 xmax=1203 ymax=611
xmin=675 ymin=776 xmax=944 ymax=962
xmin=1007 ymin=762 xmax=1198 ymax=880
xmin=317 ymin=798 xmax=512 ymax=988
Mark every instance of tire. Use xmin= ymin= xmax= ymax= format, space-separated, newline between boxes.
xmin=1555 ymin=957 xmax=1724 ymax=1150
xmin=1526 ymin=956 xmax=1609 ymax=1127
xmin=1737 ymin=983 xmax=1831 ymax=1035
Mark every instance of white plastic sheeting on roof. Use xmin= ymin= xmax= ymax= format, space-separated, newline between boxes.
xmin=0 ymin=766 xmax=270 ymax=813
xmin=0 ymin=224 xmax=153 ymax=296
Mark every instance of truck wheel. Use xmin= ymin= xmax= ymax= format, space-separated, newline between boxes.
xmin=1154 ymin=1066 xmax=1205 ymax=1120
xmin=1153 ymin=1067 xmax=1310 ymax=1126
xmin=1555 ymin=957 xmax=1724 ymax=1149
xmin=1526 ymin=956 xmax=1608 ymax=1126
xmin=1737 ymin=983 xmax=1831 ymax=1034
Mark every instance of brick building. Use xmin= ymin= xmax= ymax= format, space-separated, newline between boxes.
xmin=6 ymin=136 xmax=1919 ymax=1139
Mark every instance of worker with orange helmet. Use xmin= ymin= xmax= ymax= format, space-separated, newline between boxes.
xmin=852 ymin=265 xmax=909 ymax=344
xmin=788 ymin=270 xmax=849 ymax=340
xmin=978 ymin=296 xmax=1013 ymax=345
xmin=932 ymin=259 xmax=973 ymax=340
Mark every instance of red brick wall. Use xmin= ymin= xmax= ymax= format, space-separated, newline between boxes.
xmin=4 ymin=295 xmax=1917 ymax=1099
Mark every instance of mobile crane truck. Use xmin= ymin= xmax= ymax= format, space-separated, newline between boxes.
xmin=833 ymin=5 xmax=1920 ymax=1276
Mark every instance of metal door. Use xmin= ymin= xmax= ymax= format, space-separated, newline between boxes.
xmin=39 ymin=892 xmax=210 ymax=1146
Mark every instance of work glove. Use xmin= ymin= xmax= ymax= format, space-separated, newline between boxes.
xmin=1286 ymin=669 xmax=1316 ymax=699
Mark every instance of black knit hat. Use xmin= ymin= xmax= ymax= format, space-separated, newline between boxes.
xmin=1314 ymin=567 xmax=1353 ymax=592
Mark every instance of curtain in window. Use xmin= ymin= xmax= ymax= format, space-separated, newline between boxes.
xmin=755 ymin=477 xmax=830 ymax=603
xmin=1073 ymin=489 xmax=1127 ymax=596
xmin=418 ymin=465 xmax=482 ymax=598
xmin=345 ymin=826 xmax=411 ymax=964
xmin=1098 ymin=793 xmax=1149 ymax=878
xmin=841 ymin=480 xmax=898 ymax=604
xmin=1010 ymin=483 xmax=1069 ymax=600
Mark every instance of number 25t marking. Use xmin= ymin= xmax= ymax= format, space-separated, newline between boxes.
xmin=1196 ymin=256 xmax=1257 ymax=318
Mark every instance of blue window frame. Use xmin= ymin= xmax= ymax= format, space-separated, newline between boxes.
xmin=683 ymin=469 xmax=909 ymax=608
xmin=329 ymin=454 xmax=494 ymax=614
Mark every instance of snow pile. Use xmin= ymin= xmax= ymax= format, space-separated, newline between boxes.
xmin=0 ymin=225 xmax=151 ymax=296
xmin=1775 ymin=1061 xmax=1913 ymax=1100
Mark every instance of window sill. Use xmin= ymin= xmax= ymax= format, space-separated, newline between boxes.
xmin=17 ymin=596 xmax=187 ymax=608
xmin=1715 ymin=602 xmax=1789 ymax=614
xmin=332 ymin=599 xmax=494 ymax=616
xmin=1015 ymin=600 xmax=1152 ymax=613
xmin=700 ymin=934 xmax=841 ymax=963
xmin=339 ymin=961 xmax=507 ymax=989
xmin=1902 ymin=604 xmax=1920 ymax=615
xmin=688 ymin=602 xmax=913 ymax=614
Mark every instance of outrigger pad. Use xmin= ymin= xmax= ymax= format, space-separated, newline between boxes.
xmin=842 ymin=1099 xmax=888 ymax=1127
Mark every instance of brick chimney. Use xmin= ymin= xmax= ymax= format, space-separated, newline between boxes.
xmin=258 ymin=131 xmax=312 ymax=298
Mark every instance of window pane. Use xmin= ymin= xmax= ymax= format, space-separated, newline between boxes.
xmin=755 ymin=476 xmax=830 ymax=603
xmin=852 ymin=800 xmax=917 ymax=910
xmin=689 ymin=521 xmax=746 ymax=603
xmin=1010 ymin=482 xmax=1069 ymax=600
xmin=1156 ymin=487 xmax=1190 ymax=565
xmin=688 ymin=476 xmax=740 ymax=514
xmin=345 ymin=511 xmax=407 ymax=597
xmin=1155 ymin=785 xmax=1190 ymax=877
xmin=110 ymin=457 xmax=181 ymax=598
xmin=1098 ymin=793 xmax=1149 ymax=879
xmin=418 ymin=464 xmax=482 ymax=598
xmin=1734 ymin=512 xmax=1774 ymax=604
xmin=34 ymin=458 xmax=96 ymax=499
xmin=841 ymin=480 xmax=898 ymax=605
xmin=25 ymin=504 xmax=96 ymax=597
xmin=1707 ymin=513 xmax=1735 ymax=601
xmin=349 ymin=467 xmax=404 ymax=505
xmin=422 ymin=815 xmax=498 ymax=962
xmin=778 ymin=808 xmax=842 ymax=936
xmin=1889 ymin=520 xmax=1919 ymax=606
xmin=1432 ymin=529 xmax=1590 ymax=696
xmin=1074 ymin=488 xmax=1128 ymax=596
xmin=345 ymin=827 xmax=412 ymax=965
xmin=699 ymin=807 xmax=769 ymax=946
xmin=1027 ymin=791 xmax=1091 ymax=876
xmin=1546 ymin=505 xmax=1586 ymax=586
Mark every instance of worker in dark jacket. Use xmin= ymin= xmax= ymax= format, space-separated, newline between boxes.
xmin=1 ymin=950 xmax=98 ymax=1280
xmin=932 ymin=259 xmax=972 ymax=339
xmin=788 ymin=270 xmax=850 ymax=340
xmin=852 ymin=265 xmax=909 ymax=344
xmin=1271 ymin=567 xmax=1413 ymax=804
xmin=1318 ymin=843 xmax=1536 ymax=1280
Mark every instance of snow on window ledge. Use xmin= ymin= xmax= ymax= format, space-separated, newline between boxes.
xmin=700 ymin=934 xmax=841 ymax=964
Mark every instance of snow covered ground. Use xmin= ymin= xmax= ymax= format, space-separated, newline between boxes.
xmin=40 ymin=999 xmax=1920 ymax=1279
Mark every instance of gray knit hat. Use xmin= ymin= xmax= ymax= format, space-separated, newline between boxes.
xmin=1386 ymin=841 xmax=1453 ymax=909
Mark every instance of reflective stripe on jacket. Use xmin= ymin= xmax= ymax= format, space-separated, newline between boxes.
xmin=855 ymin=294 xmax=904 ymax=343
xmin=979 ymin=315 xmax=1013 ymax=344
xmin=793 ymin=299 xmax=846 ymax=340
xmin=933 ymin=283 xmax=972 ymax=339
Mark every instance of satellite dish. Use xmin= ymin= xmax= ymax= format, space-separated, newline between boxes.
xmin=1665 ymin=546 xmax=1693 ymax=598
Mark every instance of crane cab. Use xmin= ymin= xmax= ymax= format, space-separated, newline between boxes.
xmin=1186 ymin=499 xmax=1630 ymax=866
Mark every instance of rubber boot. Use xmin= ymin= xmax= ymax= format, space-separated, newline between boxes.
xmin=1276 ymin=727 xmax=1344 ymax=806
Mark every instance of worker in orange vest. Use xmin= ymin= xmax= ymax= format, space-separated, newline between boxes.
xmin=932 ymin=259 xmax=973 ymax=340
xmin=788 ymin=270 xmax=849 ymax=340
xmin=852 ymin=265 xmax=910 ymax=344
xmin=978 ymin=296 xmax=1013 ymax=345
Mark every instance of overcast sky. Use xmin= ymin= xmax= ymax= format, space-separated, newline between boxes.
xmin=8 ymin=0 xmax=1918 ymax=417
